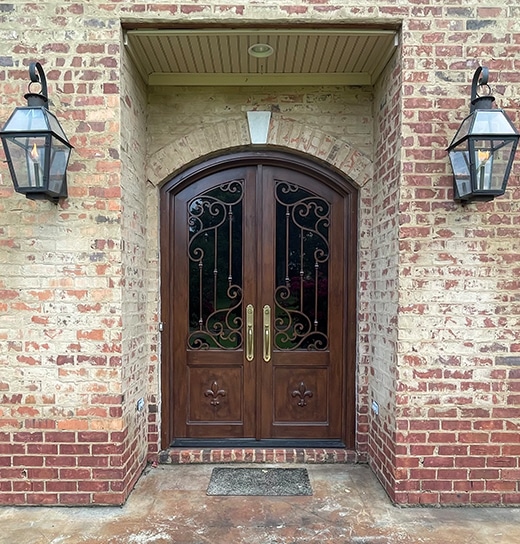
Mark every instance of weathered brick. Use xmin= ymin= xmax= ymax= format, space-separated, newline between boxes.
xmin=1 ymin=0 xmax=520 ymax=509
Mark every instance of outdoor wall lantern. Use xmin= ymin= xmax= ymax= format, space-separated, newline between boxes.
xmin=447 ymin=66 xmax=520 ymax=203
xmin=0 ymin=62 xmax=72 ymax=204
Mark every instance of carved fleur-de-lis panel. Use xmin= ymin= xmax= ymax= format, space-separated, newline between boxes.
xmin=204 ymin=380 xmax=226 ymax=407
xmin=291 ymin=381 xmax=313 ymax=407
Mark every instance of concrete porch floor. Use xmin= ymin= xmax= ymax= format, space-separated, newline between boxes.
xmin=1 ymin=464 xmax=520 ymax=544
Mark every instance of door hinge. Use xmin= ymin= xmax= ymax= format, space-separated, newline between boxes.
xmin=158 ymin=322 xmax=164 ymax=332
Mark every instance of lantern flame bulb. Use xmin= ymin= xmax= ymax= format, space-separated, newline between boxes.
xmin=30 ymin=143 xmax=39 ymax=163
xmin=477 ymin=149 xmax=490 ymax=165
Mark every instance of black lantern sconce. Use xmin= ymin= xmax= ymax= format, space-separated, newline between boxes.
xmin=0 ymin=62 xmax=73 ymax=204
xmin=447 ymin=66 xmax=520 ymax=203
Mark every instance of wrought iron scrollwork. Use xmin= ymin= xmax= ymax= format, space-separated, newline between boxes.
xmin=274 ymin=181 xmax=330 ymax=351
xmin=187 ymin=181 xmax=244 ymax=350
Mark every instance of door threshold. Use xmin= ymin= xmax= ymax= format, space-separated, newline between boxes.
xmin=158 ymin=440 xmax=360 ymax=465
xmin=171 ymin=439 xmax=346 ymax=448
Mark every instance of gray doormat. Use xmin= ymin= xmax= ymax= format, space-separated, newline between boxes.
xmin=207 ymin=467 xmax=313 ymax=496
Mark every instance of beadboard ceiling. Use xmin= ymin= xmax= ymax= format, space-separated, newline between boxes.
xmin=124 ymin=28 xmax=399 ymax=86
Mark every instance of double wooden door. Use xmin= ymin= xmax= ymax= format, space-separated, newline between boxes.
xmin=161 ymin=155 xmax=356 ymax=446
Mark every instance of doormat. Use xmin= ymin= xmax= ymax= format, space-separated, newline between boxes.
xmin=206 ymin=467 xmax=313 ymax=496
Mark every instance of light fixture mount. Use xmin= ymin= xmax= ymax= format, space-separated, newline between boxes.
xmin=248 ymin=43 xmax=274 ymax=58
xmin=447 ymin=66 xmax=520 ymax=203
xmin=0 ymin=62 xmax=73 ymax=204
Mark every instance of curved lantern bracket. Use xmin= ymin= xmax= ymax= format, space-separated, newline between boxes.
xmin=470 ymin=66 xmax=488 ymax=104
xmin=28 ymin=62 xmax=48 ymax=103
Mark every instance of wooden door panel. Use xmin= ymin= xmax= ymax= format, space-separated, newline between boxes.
xmin=161 ymin=154 xmax=356 ymax=447
xmin=272 ymin=367 xmax=329 ymax=423
xmin=188 ymin=367 xmax=243 ymax=424
xmin=259 ymin=166 xmax=344 ymax=440
xmin=171 ymin=167 xmax=257 ymax=439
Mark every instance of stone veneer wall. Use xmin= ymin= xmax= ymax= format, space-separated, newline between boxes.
xmin=0 ymin=0 xmax=519 ymax=506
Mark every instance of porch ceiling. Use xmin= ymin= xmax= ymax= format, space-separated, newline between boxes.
xmin=124 ymin=28 xmax=398 ymax=86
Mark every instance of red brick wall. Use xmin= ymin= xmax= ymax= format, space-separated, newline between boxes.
xmin=0 ymin=429 xmax=136 ymax=505
xmin=0 ymin=3 xmax=149 ymax=505
xmin=394 ymin=6 xmax=520 ymax=505
xmin=1 ymin=1 xmax=520 ymax=507
xmin=365 ymin=47 xmax=403 ymax=500
xmin=120 ymin=31 xmax=155 ymax=489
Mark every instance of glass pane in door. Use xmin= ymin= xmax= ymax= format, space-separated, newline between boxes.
xmin=187 ymin=180 xmax=244 ymax=350
xmin=274 ymin=181 xmax=330 ymax=351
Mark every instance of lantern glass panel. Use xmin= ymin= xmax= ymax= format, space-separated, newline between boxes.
xmin=2 ymin=134 xmax=47 ymax=190
xmin=45 ymin=110 xmax=68 ymax=142
xmin=451 ymin=115 xmax=473 ymax=144
xmin=473 ymin=138 xmax=516 ymax=193
xmin=448 ymin=142 xmax=471 ymax=198
xmin=2 ymin=107 xmax=47 ymax=132
xmin=472 ymin=110 xmax=518 ymax=135
xmin=48 ymin=136 xmax=71 ymax=195
xmin=473 ymin=143 xmax=493 ymax=191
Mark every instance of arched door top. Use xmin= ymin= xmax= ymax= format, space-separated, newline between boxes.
xmin=148 ymin=118 xmax=373 ymax=189
xmin=160 ymin=149 xmax=360 ymax=199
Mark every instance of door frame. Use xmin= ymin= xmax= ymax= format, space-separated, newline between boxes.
xmin=160 ymin=149 xmax=358 ymax=449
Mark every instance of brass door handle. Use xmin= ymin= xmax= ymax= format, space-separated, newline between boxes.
xmin=263 ymin=304 xmax=271 ymax=363
xmin=246 ymin=304 xmax=254 ymax=361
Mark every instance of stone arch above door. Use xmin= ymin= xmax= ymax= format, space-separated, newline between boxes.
xmin=147 ymin=116 xmax=373 ymax=189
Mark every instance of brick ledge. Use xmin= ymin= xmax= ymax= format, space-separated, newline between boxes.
xmin=158 ymin=448 xmax=361 ymax=464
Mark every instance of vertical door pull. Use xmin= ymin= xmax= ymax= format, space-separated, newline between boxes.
xmin=263 ymin=304 xmax=271 ymax=363
xmin=246 ymin=304 xmax=254 ymax=361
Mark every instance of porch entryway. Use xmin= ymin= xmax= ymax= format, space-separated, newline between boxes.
xmin=6 ymin=462 xmax=516 ymax=544
xmin=160 ymin=152 xmax=357 ymax=448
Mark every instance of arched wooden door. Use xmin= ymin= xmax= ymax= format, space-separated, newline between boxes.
xmin=160 ymin=152 xmax=357 ymax=448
